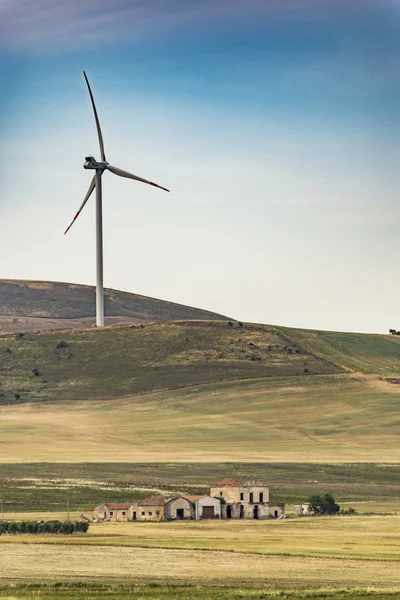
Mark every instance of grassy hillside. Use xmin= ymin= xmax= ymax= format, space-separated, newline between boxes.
xmin=2 ymin=319 xmax=400 ymax=463
xmin=1 ymin=373 xmax=400 ymax=462
xmin=0 ymin=321 xmax=342 ymax=403
xmin=0 ymin=280 xmax=228 ymax=330
xmin=276 ymin=325 xmax=400 ymax=378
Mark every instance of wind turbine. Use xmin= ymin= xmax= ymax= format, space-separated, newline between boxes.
xmin=64 ymin=71 xmax=170 ymax=327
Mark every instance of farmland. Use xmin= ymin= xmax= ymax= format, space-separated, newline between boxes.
xmin=1 ymin=310 xmax=400 ymax=597
xmin=0 ymin=516 xmax=399 ymax=600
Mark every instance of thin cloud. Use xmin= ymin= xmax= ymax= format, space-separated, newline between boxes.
xmin=1 ymin=0 xmax=392 ymax=53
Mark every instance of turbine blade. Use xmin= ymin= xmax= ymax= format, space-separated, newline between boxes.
xmin=83 ymin=71 xmax=106 ymax=162
xmin=64 ymin=176 xmax=96 ymax=235
xmin=107 ymin=164 xmax=170 ymax=192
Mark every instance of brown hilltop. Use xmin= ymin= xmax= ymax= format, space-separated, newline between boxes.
xmin=0 ymin=279 xmax=229 ymax=333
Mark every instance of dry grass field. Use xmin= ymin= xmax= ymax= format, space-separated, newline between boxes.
xmin=1 ymin=373 xmax=400 ymax=462
xmin=2 ymin=516 xmax=399 ymax=561
xmin=0 ymin=517 xmax=399 ymax=596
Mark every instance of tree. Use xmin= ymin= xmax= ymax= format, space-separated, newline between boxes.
xmin=307 ymin=493 xmax=340 ymax=515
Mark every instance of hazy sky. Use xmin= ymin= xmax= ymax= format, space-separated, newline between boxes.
xmin=1 ymin=0 xmax=400 ymax=333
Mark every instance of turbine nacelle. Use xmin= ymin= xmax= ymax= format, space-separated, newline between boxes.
xmin=83 ymin=156 xmax=108 ymax=170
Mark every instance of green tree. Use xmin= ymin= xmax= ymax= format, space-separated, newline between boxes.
xmin=308 ymin=493 xmax=340 ymax=515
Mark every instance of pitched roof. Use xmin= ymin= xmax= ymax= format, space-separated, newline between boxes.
xmin=184 ymin=495 xmax=208 ymax=502
xmin=104 ymin=503 xmax=134 ymax=510
xmin=136 ymin=495 xmax=179 ymax=506
xmin=212 ymin=478 xmax=239 ymax=487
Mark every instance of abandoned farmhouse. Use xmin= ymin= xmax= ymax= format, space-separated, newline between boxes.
xmin=94 ymin=478 xmax=285 ymax=521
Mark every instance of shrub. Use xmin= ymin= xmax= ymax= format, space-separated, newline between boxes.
xmin=307 ymin=493 xmax=340 ymax=515
xmin=0 ymin=520 xmax=89 ymax=535
xmin=340 ymin=507 xmax=357 ymax=515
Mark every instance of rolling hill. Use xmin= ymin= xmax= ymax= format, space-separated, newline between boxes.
xmin=0 ymin=279 xmax=228 ymax=333
xmin=1 ymin=317 xmax=400 ymax=463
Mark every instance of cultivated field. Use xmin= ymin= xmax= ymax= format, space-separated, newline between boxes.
xmin=0 ymin=517 xmax=399 ymax=600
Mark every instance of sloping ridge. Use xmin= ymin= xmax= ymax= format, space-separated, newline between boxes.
xmin=0 ymin=279 xmax=228 ymax=329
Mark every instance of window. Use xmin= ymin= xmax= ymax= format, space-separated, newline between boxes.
xmin=141 ymin=512 xmax=145 ymax=516
xmin=259 ymin=493 xmax=263 ymax=503
xmin=122 ymin=511 xmax=126 ymax=516
xmin=156 ymin=511 xmax=160 ymax=516
xmin=149 ymin=512 xmax=152 ymax=516
xmin=249 ymin=493 xmax=254 ymax=503
xmin=109 ymin=511 xmax=114 ymax=516
xmin=240 ymin=492 xmax=244 ymax=500
xmin=220 ymin=491 xmax=223 ymax=496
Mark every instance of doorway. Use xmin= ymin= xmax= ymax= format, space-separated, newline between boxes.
xmin=253 ymin=505 xmax=259 ymax=519
xmin=176 ymin=508 xmax=185 ymax=520
xmin=132 ymin=512 xmax=136 ymax=521
xmin=202 ymin=506 xmax=214 ymax=519
xmin=239 ymin=505 xmax=244 ymax=519
xmin=226 ymin=505 xmax=232 ymax=519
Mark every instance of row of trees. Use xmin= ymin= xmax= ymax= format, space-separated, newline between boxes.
xmin=0 ymin=520 xmax=89 ymax=535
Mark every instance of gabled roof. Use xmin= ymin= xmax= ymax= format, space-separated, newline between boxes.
xmin=136 ymin=495 xmax=179 ymax=506
xmin=184 ymin=495 xmax=208 ymax=502
xmin=104 ymin=503 xmax=134 ymax=510
xmin=212 ymin=478 xmax=239 ymax=487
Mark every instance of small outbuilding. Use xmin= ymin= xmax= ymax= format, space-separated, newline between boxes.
xmin=93 ymin=503 xmax=134 ymax=522
xmin=294 ymin=502 xmax=310 ymax=516
xmin=130 ymin=496 xmax=194 ymax=521
xmin=184 ymin=495 xmax=221 ymax=520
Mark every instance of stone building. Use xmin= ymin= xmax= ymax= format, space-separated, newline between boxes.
xmin=210 ymin=478 xmax=285 ymax=519
xmin=294 ymin=502 xmax=310 ymax=516
xmin=184 ymin=495 xmax=221 ymax=519
xmin=93 ymin=502 xmax=134 ymax=522
xmin=129 ymin=495 xmax=194 ymax=521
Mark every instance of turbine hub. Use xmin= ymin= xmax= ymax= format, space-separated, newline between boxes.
xmin=83 ymin=157 xmax=108 ymax=169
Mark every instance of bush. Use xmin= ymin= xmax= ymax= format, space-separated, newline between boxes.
xmin=0 ymin=520 xmax=89 ymax=535
xmin=307 ymin=493 xmax=340 ymax=515
xmin=340 ymin=507 xmax=357 ymax=515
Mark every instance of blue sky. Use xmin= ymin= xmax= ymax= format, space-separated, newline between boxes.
xmin=1 ymin=0 xmax=400 ymax=332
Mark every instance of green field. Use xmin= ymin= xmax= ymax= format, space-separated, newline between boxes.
xmin=276 ymin=326 xmax=400 ymax=378
xmin=1 ymin=462 xmax=399 ymax=514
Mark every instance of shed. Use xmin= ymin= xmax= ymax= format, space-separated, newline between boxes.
xmin=93 ymin=503 xmax=134 ymax=522
xmin=130 ymin=496 xmax=194 ymax=521
xmin=184 ymin=495 xmax=221 ymax=520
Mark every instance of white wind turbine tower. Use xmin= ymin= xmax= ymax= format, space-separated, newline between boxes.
xmin=64 ymin=71 xmax=170 ymax=327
